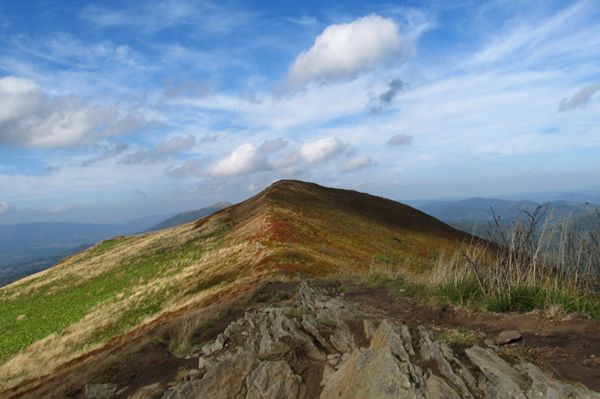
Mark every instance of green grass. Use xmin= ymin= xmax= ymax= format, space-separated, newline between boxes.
xmin=434 ymin=280 xmax=600 ymax=319
xmin=436 ymin=278 xmax=483 ymax=307
xmin=0 ymin=233 xmax=214 ymax=363
xmin=362 ymin=273 xmax=600 ymax=320
xmin=437 ymin=327 xmax=480 ymax=346
xmin=486 ymin=285 xmax=544 ymax=313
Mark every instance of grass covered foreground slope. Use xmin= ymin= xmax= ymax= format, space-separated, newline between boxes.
xmin=0 ymin=180 xmax=476 ymax=389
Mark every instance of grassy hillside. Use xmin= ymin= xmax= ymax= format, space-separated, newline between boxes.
xmin=0 ymin=180 xmax=474 ymax=389
xmin=0 ymin=216 xmax=169 ymax=287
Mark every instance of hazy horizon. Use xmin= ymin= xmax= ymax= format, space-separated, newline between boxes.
xmin=1 ymin=181 xmax=599 ymax=225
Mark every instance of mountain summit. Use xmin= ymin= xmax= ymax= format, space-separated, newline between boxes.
xmin=0 ymin=180 xmax=476 ymax=393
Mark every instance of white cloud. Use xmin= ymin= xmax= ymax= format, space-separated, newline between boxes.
xmin=0 ymin=201 xmax=9 ymax=214
xmin=211 ymin=143 xmax=270 ymax=176
xmin=0 ymin=76 xmax=146 ymax=148
xmin=299 ymin=136 xmax=349 ymax=163
xmin=559 ymin=83 xmax=600 ymax=111
xmin=288 ymin=14 xmax=406 ymax=85
xmin=343 ymin=156 xmax=372 ymax=172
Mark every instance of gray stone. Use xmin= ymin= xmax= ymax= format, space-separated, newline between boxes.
xmin=495 ymin=330 xmax=522 ymax=345
xmin=329 ymin=320 xmax=355 ymax=353
xmin=245 ymin=360 xmax=301 ymax=399
xmin=84 ymin=383 xmax=119 ymax=399
xmin=424 ymin=374 xmax=461 ymax=399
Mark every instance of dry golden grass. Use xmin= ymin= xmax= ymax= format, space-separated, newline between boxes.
xmin=0 ymin=205 xmax=278 ymax=389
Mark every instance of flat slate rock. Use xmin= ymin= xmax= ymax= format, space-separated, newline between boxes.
xmin=495 ymin=330 xmax=523 ymax=345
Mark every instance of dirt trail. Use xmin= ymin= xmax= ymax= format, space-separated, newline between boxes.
xmin=344 ymin=286 xmax=600 ymax=391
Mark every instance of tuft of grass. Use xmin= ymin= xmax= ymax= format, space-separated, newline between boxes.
xmin=486 ymin=285 xmax=544 ymax=313
xmin=436 ymin=278 xmax=483 ymax=307
xmin=246 ymin=282 xmax=293 ymax=304
xmin=320 ymin=319 xmax=338 ymax=329
xmin=167 ymin=316 xmax=198 ymax=357
xmin=437 ymin=327 xmax=481 ymax=346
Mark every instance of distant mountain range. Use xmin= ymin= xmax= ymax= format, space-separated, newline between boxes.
xmin=145 ymin=202 xmax=230 ymax=232
xmin=0 ymin=203 xmax=230 ymax=286
xmin=413 ymin=198 xmax=600 ymax=238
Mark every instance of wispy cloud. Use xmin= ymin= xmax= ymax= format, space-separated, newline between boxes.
xmin=559 ymin=83 xmax=600 ymax=111
xmin=343 ymin=156 xmax=372 ymax=172
xmin=80 ymin=0 xmax=255 ymax=35
xmin=122 ymin=135 xmax=196 ymax=164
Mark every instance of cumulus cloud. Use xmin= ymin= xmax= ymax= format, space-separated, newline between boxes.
xmin=369 ymin=78 xmax=405 ymax=113
xmin=122 ymin=135 xmax=196 ymax=164
xmin=387 ymin=134 xmax=413 ymax=146
xmin=288 ymin=15 xmax=406 ymax=85
xmin=343 ymin=156 xmax=372 ymax=172
xmin=211 ymin=143 xmax=270 ymax=176
xmin=299 ymin=136 xmax=350 ymax=163
xmin=559 ymin=83 xmax=600 ymax=111
xmin=0 ymin=202 xmax=9 ymax=214
xmin=0 ymin=76 xmax=145 ymax=148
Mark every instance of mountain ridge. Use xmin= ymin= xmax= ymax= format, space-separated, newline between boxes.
xmin=0 ymin=179 xmax=480 ymax=392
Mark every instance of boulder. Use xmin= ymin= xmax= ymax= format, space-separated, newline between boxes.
xmin=245 ymin=360 xmax=301 ymax=399
xmin=495 ymin=330 xmax=522 ymax=345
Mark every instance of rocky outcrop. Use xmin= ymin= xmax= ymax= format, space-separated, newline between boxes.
xmin=155 ymin=281 xmax=598 ymax=399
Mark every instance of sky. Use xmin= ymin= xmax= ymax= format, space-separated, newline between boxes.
xmin=0 ymin=0 xmax=599 ymax=223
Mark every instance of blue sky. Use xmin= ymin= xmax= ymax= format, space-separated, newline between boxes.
xmin=0 ymin=0 xmax=599 ymax=223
